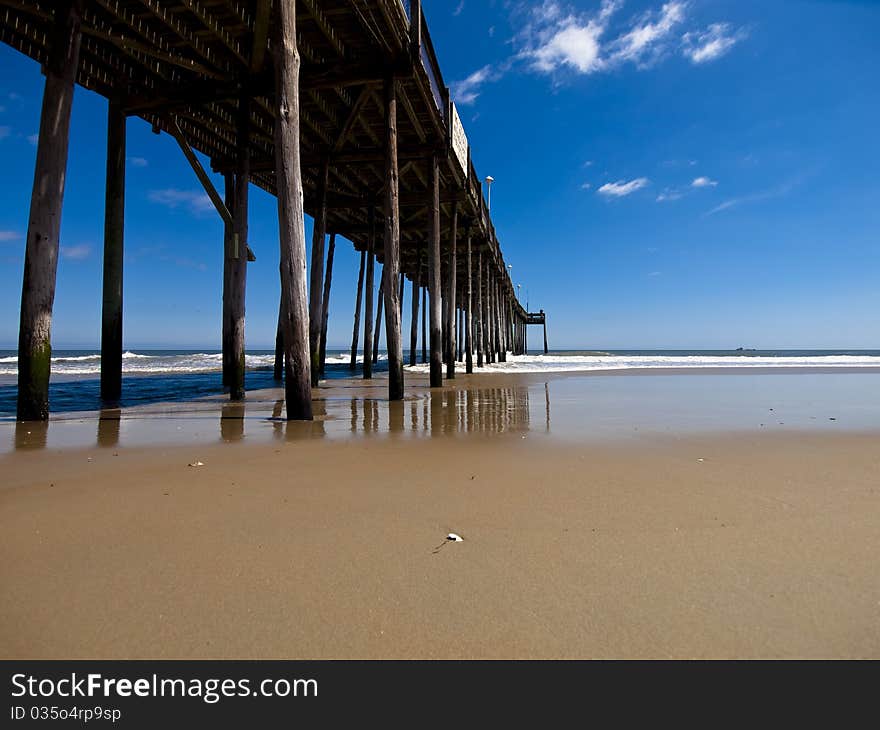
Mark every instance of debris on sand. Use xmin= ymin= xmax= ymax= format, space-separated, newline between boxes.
xmin=188 ymin=461 xmax=205 ymax=468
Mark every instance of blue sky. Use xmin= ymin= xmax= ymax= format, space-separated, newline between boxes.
xmin=1 ymin=0 xmax=878 ymax=350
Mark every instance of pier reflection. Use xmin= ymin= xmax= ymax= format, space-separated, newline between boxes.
xmin=340 ymin=385 xmax=533 ymax=438
xmin=2 ymin=382 xmax=544 ymax=454
xmin=220 ymin=402 xmax=245 ymax=442
xmin=14 ymin=420 xmax=48 ymax=450
xmin=97 ymin=408 xmax=122 ymax=447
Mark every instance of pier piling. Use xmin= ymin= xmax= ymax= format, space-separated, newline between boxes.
xmin=100 ymin=98 xmax=125 ymax=403
xmin=318 ymin=233 xmax=336 ymax=378
xmin=429 ymin=155 xmax=443 ymax=388
xmin=16 ymin=0 xmax=83 ymax=421
xmin=446 ymin=201 xmax=458 ymax=379
xmin=272 ymin=3 xmax=312 ymax=420
xmin=349 ymin=250 xmax=366 ymax=370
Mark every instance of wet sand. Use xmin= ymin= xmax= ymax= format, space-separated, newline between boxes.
xmin=2 ymin=370 xmax=880 ymax=658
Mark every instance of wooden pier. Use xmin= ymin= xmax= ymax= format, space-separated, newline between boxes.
xmin=2 ymin=0 xmax=541 ymax=421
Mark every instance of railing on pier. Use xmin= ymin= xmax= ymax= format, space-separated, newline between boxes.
xmin=408 ymin=0 xmax=447 ymax=126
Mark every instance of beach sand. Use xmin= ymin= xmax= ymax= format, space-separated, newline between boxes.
xmin=2 ymin=371 xmax=879 ymax=658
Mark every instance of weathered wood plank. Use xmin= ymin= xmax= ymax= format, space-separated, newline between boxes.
xmin=476 ymin=249 xmax=483 ymax=368
xmin=349 ymin=249 xmax=366 ymax=370
xmin=373 ymin=273 xmax=384 ymax=366
xmin=228 ymin=93 xmax=250 ymax=401
xmin=465 ymin=235 xmax=473 ymax=373
xmin=308 ymin=158 xmax=329 ymax=386
xmin=429 ymin=154 xmax=442 ymax=388
xmin=17 ymin=0 xmax=83 ymax=421
xmin=318 ymin=232 xmax=336 ymax=377
xmin=363 ymin=209 xmax=375 ymax=379
xmin=382 ymin=77 xmax=404 ymax=400
xmin=410 ymin=241 xmax=421 ymax=366
xmin=272 ymin=2 xmax=313 ymax=420
xmin=221 ymin=172 xmax=235 ymax=386
xmin=100 ymin=97 xmax=125 ymax=403
xmin=446 ymin=200 xmax=457 ymax=379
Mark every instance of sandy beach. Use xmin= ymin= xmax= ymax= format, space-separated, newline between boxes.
xmin=2 ymin=369 xmax=879 ymax=659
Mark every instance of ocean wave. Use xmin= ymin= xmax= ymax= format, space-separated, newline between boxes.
xmin=2 ymin=351 xmax=878 ymax=378
xmin=407 ymin=353 xmax=880 ymax=374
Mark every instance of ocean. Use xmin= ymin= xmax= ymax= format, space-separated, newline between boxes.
xmin=1 ymin=348 xmax=879 ymax=417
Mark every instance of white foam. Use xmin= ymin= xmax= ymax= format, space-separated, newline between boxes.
xmin=406 ymin=353 xmax=880 ymax=374
xmin=3 ymin=351 xmax=878 ymax=378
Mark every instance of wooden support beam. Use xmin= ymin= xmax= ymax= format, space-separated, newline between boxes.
xmin=459 ymin=306 xmax=464 ymax=362
xmin=100 ymin=98 xmax=125 ymax=403
xmin=221 ymin=172 xmax=235 ymax=386
xmin=409 ymin=0 xmax=422 ymax=61
xmin=318 ymin=233 xmax=336 ymax=377
xmin=308 ymin=158 xmax=329 ymax=386
xmin=273 ymin=3 xmax=313 ymax=420
xmin=446 ymin=200 xmax=457 ymax=379
xmin=429 ymin=154 xmax=443 ymax=387
xmin=476 ymin=249 xmax=483 ymax=368
xmin=382 ymin=76 xmax=404 ymax=400
xmin=543 ymin=313 xmax=549 ymax=354
xmin=167 ymin=116 xmax=232 ymax=227
xmin=273 ymin=291 xmax=284 ymax=380
xmin=421 ymin=285 xmax=427 ymax=364
xmin=178 ymin=0 xmax=247 ymax=66
xmin=363 ymin=208 xmax=375 ymax=379
xmin=486 ymin=261 xmax=497 ymax=363
xmin=17 ymin=0 xmax=83 ymax=421
xmin=332 ymin=85 xmax=372 ymax=153
xmin=466 ymin=235 xmax=473 ymax=374
xmin=410 ymin=241 xmax=421 ymax=366
xmin=228 ymin=94 xmax=250 ymax=401
xmin=399 ymin=271 xmax=405 ymax=319
xmin=373 ymin=273 xmax=384 ymax=366
xmin=349 ymin=249 xmax=366 ymax=370
xmin=249 ymin=0 xmax=271 ymax=73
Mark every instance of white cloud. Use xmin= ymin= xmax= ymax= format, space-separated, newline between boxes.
xmin=0 ymin=230 xmax=21 ymax=241
xmin=61 ymin=244 xmax=92 ymax=260
xmin=656 ymin=188 xmax=683 ymax=202
xmin=148 ymin=188 xmax=214 ymax=216
xmin=451 ymin=64 xmax=495 ymax=106
xmin=27 ymin=133 xmax=38 ymax=146
xmin=706 ymin=179 xmax=799 ymax=216
xmin=692 ymin=176 xmax=718 ymax=188
xmin=531 ymin=19 xmax=606 ymax=73
xmin=683 ymin=23 xmax=745 ymax=64
xmin=605 ymin=2 xmax=686 ymax=67
xmin=453 ymin=1 xmax=745 ymax=106
xmin=598 ymin=177 xmax=649 ymax=197
xmin=453 ymin=1 xmax=464 ymax=17
xmin=580 ymin=182 xmax=592 ymax=190
xmin=520 ymin=0 xmax=620 ymax=75
xmin=128 ymin=156 xmax=148 ymax=167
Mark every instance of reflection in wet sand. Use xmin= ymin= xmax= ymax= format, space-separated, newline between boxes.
xmin=220 ymin=402 xmax=245 ymax=442
xmin=3 ymin=382 xmax=537 ymax=453
xmin=545 ymin=382 xmax=551 ymax=432
xmin=388 ymin=401 xmax=405 ymax=435
xmin=15 ymin=420 xmax=48 ymax=450
xmin=271 ymin=400 xmax=285 ymax=439
xmin=97 ymin=408 xmax=122 ymax=447
xmin=280 ymin=399 xmax=326 ymax=441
